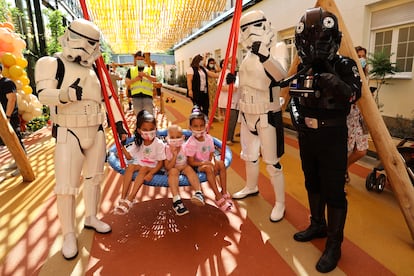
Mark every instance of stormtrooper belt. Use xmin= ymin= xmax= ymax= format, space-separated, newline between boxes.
xmin=239 ymin=102 xmax=281 ymax=114
xmin=304 ymin=117 xmax=345 ymax=129
xmin=52 ymin=113 xmax=105 ymax=128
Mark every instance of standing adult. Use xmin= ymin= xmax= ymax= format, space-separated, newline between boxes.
xmin=35 ymin=19 xmax=127 ymax=260
xmin=218 ymin=57 xmax=240 ymax=145
xmin=205 ymin=56 xmax=220 ymax=120
xmin=0 ymin=62 xmax=26 ymax=169
xmin=290 ymin=8 xmax=361 ymax=273
xmin=229 ymin=10 xmax=288 ymax=222
xmin=124 ymin=51 xmax=157 ymax=115
xmin=186 ymin=54 xmax=218 ymax=117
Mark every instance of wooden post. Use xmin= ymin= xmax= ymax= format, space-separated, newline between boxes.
xmin=0 ymin=108 xmax=35 ymax=182
xmin=282 ymin=0 xmax=414 ymax=240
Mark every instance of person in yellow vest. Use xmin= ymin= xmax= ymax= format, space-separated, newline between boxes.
xmin=125 ymin=51 xmax=157 ymax=115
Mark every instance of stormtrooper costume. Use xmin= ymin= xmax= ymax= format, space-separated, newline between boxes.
xmin=230 ymin=10 xmax=288 ymax=222
xmin=35 ymin=19 xmax=126 ymax=260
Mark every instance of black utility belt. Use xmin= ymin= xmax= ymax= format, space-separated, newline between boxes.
xmin=304 ymin=117 xmax=345 ymax=129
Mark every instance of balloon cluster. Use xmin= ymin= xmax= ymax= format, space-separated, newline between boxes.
xmin=0 ymin=22 xmax=43 ymax=122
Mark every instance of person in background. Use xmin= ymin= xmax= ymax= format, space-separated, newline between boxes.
xmin=164 ymin=124 xmax=205 ymax=215
xmin=205 ymin=56 xmax=220 ymax=121
xmin=290 ymin=8 xmax=362 ymax=273
xmin=186 ymin=54 xmax=219 ymax=117
xmin=218 ymin=57 xmax=240 ymax=146
xmin=124 ymin=51 xmax=157 ymax=115
xmin=345 ymin=46 xmax=369 ymax=183
xmin=0 ymin=62 xmax=26 ymax=171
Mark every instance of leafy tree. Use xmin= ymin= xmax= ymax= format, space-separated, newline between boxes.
xmin=44 ymin=9 xmax=65 ymax=56
xmin=367 ymin=50 xmax=396 ymax=110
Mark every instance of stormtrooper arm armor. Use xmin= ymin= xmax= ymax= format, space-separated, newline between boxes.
xmin=263 ymin=42 xmax=289 ymax=83
xmin=35 ymin=56 xmax=82 ymax=105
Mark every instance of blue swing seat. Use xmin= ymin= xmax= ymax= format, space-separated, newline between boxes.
xmin=107 ymin=129 xmax=232 ymax=187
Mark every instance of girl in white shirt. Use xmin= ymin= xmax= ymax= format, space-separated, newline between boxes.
xmin=114 ymin=110 xmax=166 ymax=214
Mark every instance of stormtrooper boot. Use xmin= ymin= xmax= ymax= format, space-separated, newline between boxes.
xmin=83 ymin=181 xmax=111 ymax=233
xmin=232 ymin=160 xmax=259 ymax=199
xmin=268 ymin=163 xmax=286 ymax=222
xmin=57 ymin=194 xmax=78 ymax=260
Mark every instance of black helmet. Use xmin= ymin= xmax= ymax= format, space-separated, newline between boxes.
xmin=295 ymin=8 xmax=342 ymax=64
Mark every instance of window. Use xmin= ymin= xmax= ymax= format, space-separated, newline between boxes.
xmin=371 ymin=2 xmax=414 ymax=78
xmin=373 ymin=25 xmax=414 ymax=75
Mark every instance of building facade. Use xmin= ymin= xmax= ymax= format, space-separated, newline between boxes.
xmin=174 ymin=0 xmax=414 ymax=121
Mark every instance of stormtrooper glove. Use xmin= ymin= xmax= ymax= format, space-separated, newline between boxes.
xmin=60 ymin=78 xmax=83 ymax=103
xmin=251 ymin=41 xmax=270 ymax=63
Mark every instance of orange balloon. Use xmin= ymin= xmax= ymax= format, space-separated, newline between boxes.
xmin=1 ymin=52 xmax=16 ymax=67
xmin=22 ymin=85 xmax=33 ymax=95
xmin=8 ymin=65 xmax=23 ymax=79
xmin=19 ymin=75 xmax=30 ymax=86
xmin=16 ymin=57 xmax=28 ymax=68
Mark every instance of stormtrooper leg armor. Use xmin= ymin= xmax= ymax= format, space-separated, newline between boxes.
xmin=232 ymin=160 xmax=260 ymax=199
xmin=267 ymin=163 xmax=285 ymax=222
xmin=83 ymin=176 xmax=111 ymax=233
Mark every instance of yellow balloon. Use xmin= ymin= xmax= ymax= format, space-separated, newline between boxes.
xmin=22 ymin=85 xmax=33 ymax=95
xmin=19 ymin=75 xmax=30 ymax=86
xmin=16 ymin=57 xmax=28 ymax=68
xmin=1 ymin=52 xmax=16 ymax=67
xmin=9 ymin=65 xmax=23 ymax=79
xmin=2 ymin=67 xmax=10 ymax=78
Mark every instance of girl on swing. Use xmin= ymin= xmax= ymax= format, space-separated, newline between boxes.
xmin=185 ymin=106 xmax=233 ymax=211
xmin=114 ymin=110 xmax=166 ymax=215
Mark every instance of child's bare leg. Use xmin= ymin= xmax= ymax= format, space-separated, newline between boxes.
xmin=182 ymin=166 xmax=202 ymax=191
xmin=216 ymin=160 xmax=227 ymax=194
xmin=126 ymin=167 xmax=147 ymax=202
xmin=168 ymin=168 xmax=180 ymax=198
xmin=122 ymin=165 xmax=138 ymax=199
xmin=200 ymin=165 xmax=221 ymax=201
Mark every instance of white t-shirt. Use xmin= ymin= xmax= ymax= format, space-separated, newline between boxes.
xmin=126 ymin=137 xmax=166 ymax=167
xmin=186 ymin=67 xmax=208 ymax=92
xmin=218 ymin=68 xmax=240 ymax=109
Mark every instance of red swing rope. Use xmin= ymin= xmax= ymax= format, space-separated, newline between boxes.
xmin=79 ymin=0 xmax=130 ymax=168
xmin=208 ymin=0 xmax=243 ymax=160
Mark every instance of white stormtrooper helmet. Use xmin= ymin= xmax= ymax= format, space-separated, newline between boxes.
xmin=59 ymin=19 xmax=101 ymax=67
xmin=239 ymin=10 xmax=274 ymax=51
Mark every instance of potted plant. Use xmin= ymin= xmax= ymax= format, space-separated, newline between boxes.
xmin=367 ymin=50 xmax=396 ymax=110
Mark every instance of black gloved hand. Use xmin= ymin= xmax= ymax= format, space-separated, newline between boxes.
xmin=115 ymin=121 xmax=128 ymax=145
xmin=315 ymin=73 xmax=352 ymax=98
xmin=226 ymin=72 xmax=236 ymax=85
xmin=251 ymin=41 xmax=270 ymax=63
xmin=69 ymin=78 xmax=83 ymax=101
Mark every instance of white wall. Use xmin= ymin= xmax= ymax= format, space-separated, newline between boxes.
xmin=174 ymin=0 xmax=414 ymax=119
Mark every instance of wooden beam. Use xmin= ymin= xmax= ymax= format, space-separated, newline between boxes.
xmin=0 ymin=108 xmax=35 ymax=182
xmin=282 ymin=0 xmax=414 ymax=240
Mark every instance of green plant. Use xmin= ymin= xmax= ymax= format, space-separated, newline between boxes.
xmin=177 ymin=74 xmax=187 ymax=88
xmin=367 ymin=50 xmax=396 ymax=109
xmin=25 ymin=105 xmax=50 ymax=132
xmin=44 ymin=9 xmax=65 ymax=56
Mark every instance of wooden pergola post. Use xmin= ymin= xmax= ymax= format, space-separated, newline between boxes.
xmin=281 ymin=0 xmax=414 ymax=240
xmin=0 ymin=108 xmax=35 ymax=182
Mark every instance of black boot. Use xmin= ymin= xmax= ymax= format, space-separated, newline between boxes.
xmin=294 ymin=193 xmax=327 ymax=242
xmin=316 ymin=206 xmax=347 ymax=273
